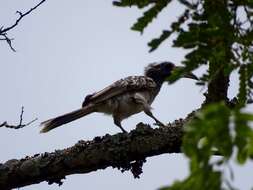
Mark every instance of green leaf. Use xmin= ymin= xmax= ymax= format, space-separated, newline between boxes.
xmin=234 ymin=111 xmax=253 ymax=164
xmin=165 ymin=65 xmax=186 ymax=83
xmin=237 ymin=147 xmax=248 ymax=164
xmin=163 ymin=167 xmax=222 ymax=190
xmin=247 ymin=63 xmax=253 ymax=102
xmin=177 ymin=0 xmax=198 ymax=9
xmin=237 ymin=65 xmax=248 ymax=107
xmin=183 ymin=103 xmax=232 ymax=160
xmin=148 ymin=30 xmax=172 ymax=52
xmin=148 ymin=9 xmax=190 ymax=52
xmin=131 ymin=1 xmax=171 ymax=33
xmin=113 ymin=0 xmax=152 ymax=8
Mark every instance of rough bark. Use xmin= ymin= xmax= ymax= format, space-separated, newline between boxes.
xmin=202 ymin=0 xmax=231 ymax=105
xmin=205 ymin=70 xmax=230 ymax=104
xmin=0 ymin=120 xmax=186 ymax=190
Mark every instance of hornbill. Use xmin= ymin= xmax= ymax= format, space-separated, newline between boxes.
xmin=40 ymin=62 xmax=198 ymax=133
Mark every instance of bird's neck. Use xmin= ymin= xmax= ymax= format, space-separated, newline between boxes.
xmin=147 ymin=75 xmax=165 ymax=87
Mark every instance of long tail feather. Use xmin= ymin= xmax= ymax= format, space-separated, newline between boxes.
xmin=40 ymin=105 xmax=95 ymax=133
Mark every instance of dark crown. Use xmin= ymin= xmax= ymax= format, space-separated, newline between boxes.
xmin=144 ymin=62 xmax=175 ymax=84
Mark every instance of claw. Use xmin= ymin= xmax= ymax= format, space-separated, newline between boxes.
xmin=153 ymin=122 xmax=166 ymax=127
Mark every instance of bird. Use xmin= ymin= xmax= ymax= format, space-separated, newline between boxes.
xmin=40 ymin=62 xmax=198 ymax=133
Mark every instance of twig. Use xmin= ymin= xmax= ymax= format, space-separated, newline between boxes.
xmin=19 ymin=106 xmax=24 ymax=126
xmin=0 ymin=0 xmax=46 ymax=51
xmin=0 ymin=107 xmax=37 ymax=129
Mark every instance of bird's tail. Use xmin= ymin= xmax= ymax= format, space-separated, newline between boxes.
xmin=40 ymin=105 xmax=95 ymax=133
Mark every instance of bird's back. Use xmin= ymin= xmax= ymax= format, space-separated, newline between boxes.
xmin=82 ymin=76 xmax=158 ymax=106
xmin=82 ymin=76 xmax=161 ymax=120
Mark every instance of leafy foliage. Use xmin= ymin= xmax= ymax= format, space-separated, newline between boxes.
xmin=165 ymin=103 xmax=253 ymax=190
xmin=148 ymin=30 xmax=172 ymax=52
xmin=113 ymin=0 xmax=153 ymax=8
xmin=131 ymin=1 xmax=171 ymax=33
xmin=114 ymin=0 xmax=171 ymax=33
xmin=148 ymin=9 xmax=190 ymax=52
xmin=234 ymin=111 xmax=253 ymax=164
xmin=160 ymin=168 xmax=221 ymax=190
xmin=238 ymin=65 xmax=248 ymax=107
xmin=114 ymin=0 xmax=253 ymax=189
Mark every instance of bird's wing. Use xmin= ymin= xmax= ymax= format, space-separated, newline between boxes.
xmin=82 ymin=76 xmax=157 ymax=106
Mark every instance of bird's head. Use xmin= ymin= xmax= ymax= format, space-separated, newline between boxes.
xmin=144 ymin=62 xmax=198 ymax=84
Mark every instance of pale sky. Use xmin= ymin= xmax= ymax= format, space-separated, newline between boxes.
xmin=0 ymin=0 xmax=252 ymax=189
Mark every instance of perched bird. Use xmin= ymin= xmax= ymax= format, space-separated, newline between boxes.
xmin=40 ymin=62 xmax=197 ymax=133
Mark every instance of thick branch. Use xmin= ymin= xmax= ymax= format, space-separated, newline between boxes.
xmin=202 ymin=1 xmax=232 ymax=105
xmin=0 ymin=120 xmax=185 ymax=190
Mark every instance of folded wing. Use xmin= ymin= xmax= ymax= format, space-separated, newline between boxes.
xmin=82 ymin=76 xmax=157 ymax=106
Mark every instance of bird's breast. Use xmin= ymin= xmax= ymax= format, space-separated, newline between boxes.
xmin=96 ymin=90 xmax=159 ymax=120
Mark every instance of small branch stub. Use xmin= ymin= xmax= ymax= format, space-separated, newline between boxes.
xmin=0 ymin=107 xmax=37 ymax=129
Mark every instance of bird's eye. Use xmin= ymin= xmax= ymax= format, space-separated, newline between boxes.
xmin=165 ymin=64 xmax=173 ymax=71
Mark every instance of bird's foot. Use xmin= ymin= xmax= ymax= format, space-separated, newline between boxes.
xmin=120 ymin=127 xmax=128 ymax=133
xmin=122 ymin=129 xmax=128 ymax=133
xmin=153 ymin=121 xmax=166 ymax=127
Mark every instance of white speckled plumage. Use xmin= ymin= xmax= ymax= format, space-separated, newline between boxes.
xmin=40 ymin=62 xmax=177 ymax=133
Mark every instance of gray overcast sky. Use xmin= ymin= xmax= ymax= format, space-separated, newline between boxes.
xmin=0 ymin=0 xmax=252 ymax=189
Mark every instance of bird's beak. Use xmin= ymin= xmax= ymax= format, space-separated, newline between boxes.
xmin=174 ymin=66 xmax=199 ymax=80
xmin=182 ymin=72 xmax=199 ymax=80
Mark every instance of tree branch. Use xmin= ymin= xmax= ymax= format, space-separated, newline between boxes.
xmin=0 ymin=119 xmax=187 ymax=190
xmin=204 ymin=68 xmax=230 ymax=104
xmin=0 ymin=107 xmax=37 ymax=129
xmin=0 ymin=0 xmax=46 ymax=51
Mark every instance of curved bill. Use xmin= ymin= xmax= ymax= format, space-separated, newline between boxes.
xmin=174 ymin=66 xmax=198 ymax=80
xmin=183 ymin=72 xmax=199 ymax=80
